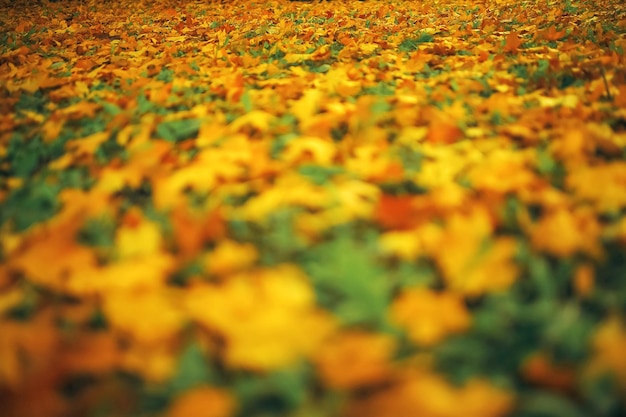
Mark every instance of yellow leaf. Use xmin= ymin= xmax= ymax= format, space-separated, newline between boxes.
xmin=281 ymin=135 xmax=337 ymax=166
xmin=228 ymin=110 xmax=274 ymax=134
xmin=103 ymin=291 xmax=183 ymax=344
xmin=60 ymin=101 xmax=101 ymax=119
xmin=567 ymin=162 xmax=626 ymax=213
xmin=186 ymin=265 xmax=335 ymax=370
xmin=291 ymin=89 xmax=323 ymax=125
xmin=66 ymin=131 xmax=110 ymax=156
xmin=205 ymin=240 xmax=258 ymax=277
xmin=283 ymin=52 xmax=313 ymax=64
xmin=468 ymin=149 xmax=535 ymax=194
xmin=379 ymin=230 xmax=422 ymax=260
xmin=116 ymin=213 xmax=163 ymax=258
xmin=391 ymin=287 xmax=470 ymax=346
xmin=359 ymin=43 xmax=379 ymax=54
xmin=67 ymin=254 xmax=175 ymax=295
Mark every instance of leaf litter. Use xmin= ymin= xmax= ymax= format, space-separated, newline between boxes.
xmin=0 ymin=0 xmax=626 ymax=416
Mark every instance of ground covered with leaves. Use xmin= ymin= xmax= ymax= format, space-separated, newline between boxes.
xmin=1 ymin=0 xmax=626 ymax=416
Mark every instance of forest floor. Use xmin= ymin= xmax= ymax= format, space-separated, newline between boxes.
xmin=1 ymin=0 xmax=626 ymax=416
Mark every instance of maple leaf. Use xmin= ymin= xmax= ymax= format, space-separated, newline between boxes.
xmin=375 ymin=194 xmax=416 ymax=230
xmin=529 ymin=207 xmax=601 ymax=258
xmin=186 ymin=265 xmax=335 ymax=371
xmin=204 ymin=239 xmax=258 ymax=277
xmin=314 ymin=330 xmax=396 ymax=389
xmin=303 ymin=234 xmax=390 ymax=327
xmin=391 ymin=287 xmax=471 ymax=346
xmin=426 ymin=120 xmax=464 ymax=145
xmin=103 ymin=290 xmax=183 ymax=344
xmin=541 ymin=25 xmax=567 ymax=41
xmin=115 ymin=209 xmax=164 ymax=258
xmin=503 ymin=31 xmax=523 ymax=53
xmin=9 ymin=220 xmax=98 ymax=291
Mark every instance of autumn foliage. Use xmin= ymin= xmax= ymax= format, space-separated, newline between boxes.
xmin=1 ymin=0 xmax=626 ymax=416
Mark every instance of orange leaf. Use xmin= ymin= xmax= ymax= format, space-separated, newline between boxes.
xmin=10 ymin=229 xmax=97 ymax=292
xmin=163 ymin=8 xmax=178 ymax=18
xmin=522 ymin=353 xmax=576 ymax=391
xmin=425 ymin=120 xmax=463 ymax=144
xmin=61 ymin=334 xmax=120 ymax=374
xmin=541 ymin=25 xmax=566 ymax=41
xmin=615 ymin=85 xmax=626 ymax=108
xmin=167 ymin=386 xmax=235 ymax=417
xmin=375 ymin=194 xmax=415 ymax=230
xmin=314 ymin=331 xmax=396 ymax=389
xmin=503 ymin=31 xmax=523 ymax=53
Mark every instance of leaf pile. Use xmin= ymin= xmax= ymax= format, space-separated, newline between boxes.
xmin=1 ymin=0 xmax=626 ymax=416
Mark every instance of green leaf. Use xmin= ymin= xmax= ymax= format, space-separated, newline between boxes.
xmin=168 ymin=260 xmax=205 ymax=287
xmin=388 ymin=261 xmax=436 ymax=290
xmin=77 ymin=216 xmax=116 ymax=248
xmin=528 ymin=254 xmax=554 ymax=297
xmin=398 ymin=32 xmax=434 ymax=52
xmin=535 ymin=148 xmax=566 ymax=187
xmin=155 ymin=119 xmax=201 ymax=142
xmin=303 ymin=232 xmax=390 ymax=327
xmin=378 ymin=179 xmax=426 ymax=195
xmin=155 ymin=67 xmax=175 ymax=82
xmin=297 ymin=164 xmax=343 ymax=185
xmin=169 ymin=343 xmax=215 ymax=395
xmin=536 ymin=150 xmax=556 ymax=174
xmin=10 ymin=148 xmax=41 ymax=177
xmin=435 ymin=291 xmax=540 ymax=384
xmin=95 ymin=135 xmax=127 ymax=165
xmin=515 ymin=391 xmax=586 ymax=417
xmin=509 ymin=64 xmax=529 ymax=80
xmin=15 ymin=90 xmax=48 ymax=114
xmin=48 ymin=61 xmax=65 ymax=70
xmin=270 ymin=132 xmax=298 ymax=159
xmin=258 ymin=209 xmax=307 ymax=265
xmin=532 ymin=59 xmax=551 ymax=83
xmin=136 ymin=93 xmax=159 ymax=115
xmin=100 ymin=101 xmax=122 ymax=116
xmin=371 ymin=99 xmax=391 ymax=115
xmin=581 ymin=373 xmax=624 ymax=417
xmin=241 ymin=89 xmax=254 ymax=113
xmin=1 ymin=180 xmax=60 ymax=232
xmin=5 ymin=134 xmax=45 ymax=177
xmin=234 ymin=365 xmax=312 ymax=417
xmin=417 ymin=32 xmax=434 ymax=43
xmin=306 ymin=62 xmax=331 ymax=73
xmin=48 ymin=166 xmax=95 ymax=190
xmin=435 ymin=335 xmax=505 ymax=384
xmin=361 ymin=81 xmax=396 ymax=96
xmin=542 ymin=302 xmax=595 ymax=362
